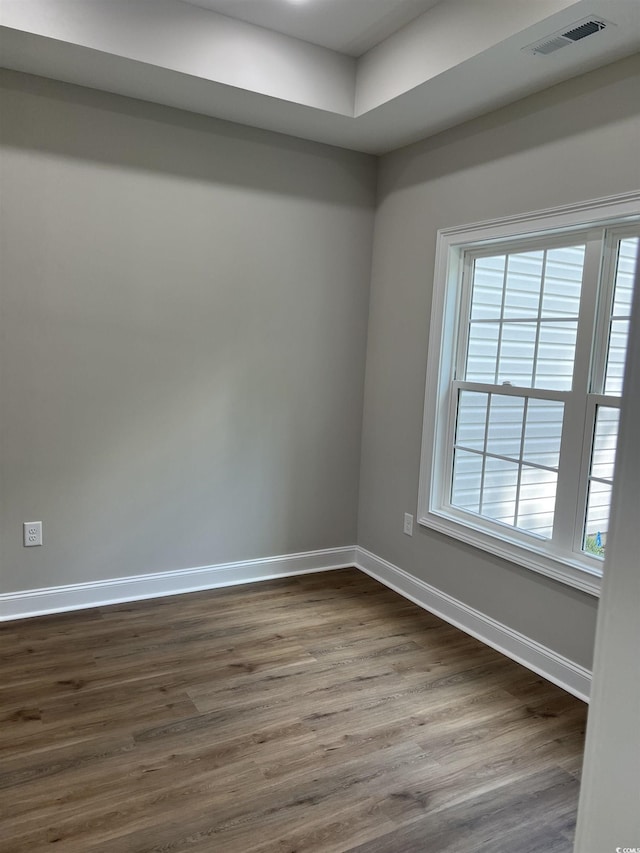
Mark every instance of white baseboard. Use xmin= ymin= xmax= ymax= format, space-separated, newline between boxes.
xmin=355 ymin=547 xmax=591 ymax=703
xmin=0 ymin=543 xmax=591 ymax=702
xmin=0 ymin=546 xmax=357 ymax=622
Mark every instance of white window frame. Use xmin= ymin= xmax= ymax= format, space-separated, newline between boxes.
xmin=418 ymin=192 xmax=640 ymax=597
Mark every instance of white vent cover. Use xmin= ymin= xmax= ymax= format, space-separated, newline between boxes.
xmin=524 ymin=16 xmax=613 ymax=56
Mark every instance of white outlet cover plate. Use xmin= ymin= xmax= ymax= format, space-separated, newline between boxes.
xmin=23 ymin=521 xmax=43 ymax=547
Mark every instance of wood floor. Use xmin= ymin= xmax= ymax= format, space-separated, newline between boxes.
xmin=0 ymin=568 xmax=587 ymax=853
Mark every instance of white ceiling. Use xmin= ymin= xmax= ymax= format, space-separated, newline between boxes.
xmin=181 ymin=0 xmax=443 ymax=56
xmin=1 ymin=0 xmax=639 ymax=154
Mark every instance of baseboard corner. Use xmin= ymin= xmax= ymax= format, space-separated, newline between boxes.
xmin=354 ymin=546 xmax=591 ymax=703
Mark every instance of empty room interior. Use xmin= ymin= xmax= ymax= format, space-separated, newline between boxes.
xmin=1 ymin=1 xmax=639 ymax=851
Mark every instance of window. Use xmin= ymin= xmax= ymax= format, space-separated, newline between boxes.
xmin=418 ymin=194 xmax=640 ymax=595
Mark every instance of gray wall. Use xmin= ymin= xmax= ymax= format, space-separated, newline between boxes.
xmin=2 ymin=56 xmax=639 ymax=672
xmin=0 ymin=71 xmax=376 ymax=593
xmin=358 ymin=55 xmax=640 ymax=669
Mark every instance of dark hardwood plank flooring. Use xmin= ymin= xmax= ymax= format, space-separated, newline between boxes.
xmin=0 ymin=568 xmax=586 ymax=852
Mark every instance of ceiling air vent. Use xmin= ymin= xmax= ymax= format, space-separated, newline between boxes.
xmin=524 ymin=17 xmax=612 ymax=56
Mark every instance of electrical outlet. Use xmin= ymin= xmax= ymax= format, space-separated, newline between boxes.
xmin=403 ymin=513 xmax=413 ymax=536
xmin=23 ymin=521 xmax=42 ymax=547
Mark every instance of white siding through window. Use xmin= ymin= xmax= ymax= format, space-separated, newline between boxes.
xmin=466 ymin=246 xmax=584 ymax=390
xmin=605 ymin=237 xmax=638 ymax=395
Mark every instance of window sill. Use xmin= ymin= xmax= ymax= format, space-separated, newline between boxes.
xmin=419 ymin=509 xmax=602 ymax=597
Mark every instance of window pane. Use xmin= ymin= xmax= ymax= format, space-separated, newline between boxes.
xmin=496 ymin=322 xmax=536 ymax=387
xmin=534 ymin=321 xmax=577 ymax=390
xmin=486 ymin=394 xmax=524 ymax=459
xmin=605 ymin=320 xmax=630 ymax=395
xmin=471 ymin=256 xmax=505 ymax=320
xmin=451 ymin=449 xmax=483 ymax=514
xmin=503 ymin=251 xmax=544 ymax=319
xmin=583 ymin=405 xmax=620 ymax=560
xmin=612 ymin=237 xmax=638 ymax=316
xmin=605 ymin=237 xmax=639 ymax=396
xmin=451 ymin=391 xmax=562 ymax=538
xmin=455 ymin=391 xmax=488 ymax=451
xmin=465 ymin=245 xmax=584 ymax=390
xmin=466 ymin=322 xmax=499 ymax=383
xmin=481 ymin=457 xmax=519 ymax=526
xmin=584 ymin=480 xmax=612 ymax=560
xmin=591 ymin=407 xmax=620 ymax=481
xmin=522 ymin=400 xmax=564 ymax=468
xmin=540 ymin=245 xmax=585 ymax=319
xmin=517 ymin=467 xmax=558 ymax=539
